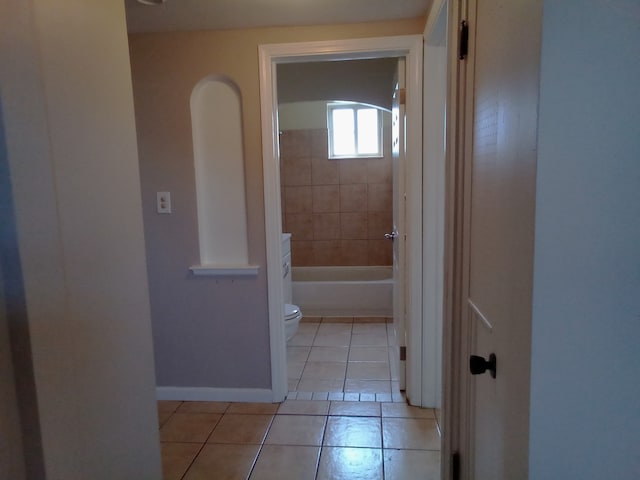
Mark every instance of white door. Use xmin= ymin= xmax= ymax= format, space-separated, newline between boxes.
xmin=390 ymin=58 xmax=407 ymax=389
xmin=458 ymin=0 xmax=542 ymax=477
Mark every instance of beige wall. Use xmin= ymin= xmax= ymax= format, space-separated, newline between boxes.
xmin=1 ymin=1 xmax=161 ymax=477
xmin=128 ymin=18 xmax=423 ymax=389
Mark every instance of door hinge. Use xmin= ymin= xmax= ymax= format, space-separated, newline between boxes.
xmin=399 ymin=87 xmax=406 ymax=106
xmin=452 ymin=451 xmax=461 ymax=480
xmin=399 ymin=346 xmax=407 ymax=361
xmin=459 ymin=20 xmax=469 ymax=60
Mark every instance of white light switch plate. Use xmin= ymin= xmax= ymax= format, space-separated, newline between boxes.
xmin=157 ymin=191 xmax=171 ymax=214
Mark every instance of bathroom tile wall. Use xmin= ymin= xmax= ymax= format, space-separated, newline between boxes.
xmin=280 ymin=128 xmax=393 ymax=267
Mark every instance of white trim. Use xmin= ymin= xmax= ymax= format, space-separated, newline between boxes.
xmin=420 ymin=0 xmax=449 ymax=410
xmin=189 ymin=265 xmax=260 ymax=276
xmin=157 ymin=387 xmax=275 ymax=403
xmin=259 ymin=43 xmax=288 ymax=403
xmin=259 ymin=35 xmax=424 ymax=406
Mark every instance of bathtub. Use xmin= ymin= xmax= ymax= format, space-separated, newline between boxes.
xmin=292 ymin=266 xmax=393 ymax=317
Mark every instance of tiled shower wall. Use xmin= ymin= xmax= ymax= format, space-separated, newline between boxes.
xmin=280 ymin=128 xmax=393 ymax=267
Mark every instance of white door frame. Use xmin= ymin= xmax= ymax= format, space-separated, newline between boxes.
xmin=258 ymin=35 xmax=424 ymax=403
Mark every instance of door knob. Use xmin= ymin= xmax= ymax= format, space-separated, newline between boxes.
xmin=469 ymin=353 xmax=497 ymax=378
xmin=384 ymin=231 xmax=398 ymax=240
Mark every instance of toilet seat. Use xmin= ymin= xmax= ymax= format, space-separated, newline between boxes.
xmin=284 ymin=303 xmax=302 ymax=341
xmin=284 ymin=303 xmax=301 ymax=320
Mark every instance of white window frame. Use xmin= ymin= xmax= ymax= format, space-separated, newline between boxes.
xmin=327 ymin=102 xmax=384 ymax=159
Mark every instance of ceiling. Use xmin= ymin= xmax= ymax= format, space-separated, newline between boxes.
xmin=125 ymin=0 xmax=432 ymax=33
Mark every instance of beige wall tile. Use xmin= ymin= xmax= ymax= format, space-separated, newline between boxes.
xmin=338 ymin=158 xmax=368 ymax=184
xmin=286 ymin=214 xmax=313 ymax=240
xmin=312 ymin=185 xmax=340 ymax=213
xmin=313 ymin=240 xmax=341 ymax=265
xmin=283 ymin=159 xmax=312 ymax=186
xmin=367 ymin=157 xmax=392 ymax=184
xmin=341 ymin=212 xmax=368 ymax=239
xmin=368 ymin=239 xmax=392 ymax=265
xmin=341 ymin=240 xmax=368 ymax=265
xmin=281 ymin=129 xmax=312 ymax=158
xmin=291 ymin=240 xmax=314 ymax=266
xmin=285 ymin=186 xmax=312 ymax=213
xmin=368 ymin=211 xmax=392 ymax=239
xmin=340 ymin=184 xmax=368 ymax=212
xmin=281 ymin=128 xmax=393 ymax=266
xmin=368 ymin=183 xmax=392 ymax=211
xmin=311 ymin=157 xmax=339 ymax=185
xmin=313 ymin=213 xmax=340 ymax=240
xmin=311 ymin=128 xmax=329 ymax=158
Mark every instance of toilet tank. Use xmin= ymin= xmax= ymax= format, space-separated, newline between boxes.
xmin=282 ymin=233 xmax=293 ymax=304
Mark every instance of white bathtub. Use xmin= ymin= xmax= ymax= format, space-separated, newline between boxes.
xmin=292 ymin=266 xmax=393 ymax=317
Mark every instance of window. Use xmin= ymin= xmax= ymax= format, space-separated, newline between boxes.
xmin=327 ymin=102 xmax=383 ymax=158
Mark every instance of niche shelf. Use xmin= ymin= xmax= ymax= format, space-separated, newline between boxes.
xmin=189 ymin=75 xmax=258 ymax=277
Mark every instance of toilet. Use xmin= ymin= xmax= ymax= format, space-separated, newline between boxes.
xmin=284 ymin=303 xmax=302 ymax=341
xmin=282 ymin=233 xmax=303 ymax=340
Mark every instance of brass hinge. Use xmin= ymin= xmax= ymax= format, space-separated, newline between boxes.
xmin=399 ymin=346 xmax=407 ymax=361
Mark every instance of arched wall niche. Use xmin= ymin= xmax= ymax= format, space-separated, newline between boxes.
xmin=189 ymin=75 xmax=258 ymax=276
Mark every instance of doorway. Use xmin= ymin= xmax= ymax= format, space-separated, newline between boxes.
xmin=258 ymin=36 xmax=424 ymax=404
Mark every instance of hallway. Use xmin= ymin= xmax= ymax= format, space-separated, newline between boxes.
xmin=159 ymin=399 xmax=440 ymax=479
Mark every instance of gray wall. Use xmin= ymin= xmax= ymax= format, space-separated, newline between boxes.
xmin=277 ymin=58 xmax=398 ymax=109
xmin=529 ymin=0 xmax=640 ymax=477
xmin=1 ymin=1 xmax=161 ymax=477
xmin=128 ymin=19 xmax=424 ymax=392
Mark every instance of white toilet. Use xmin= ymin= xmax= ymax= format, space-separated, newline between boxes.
xmin=282 ymin=233 xmax=303 ymax=340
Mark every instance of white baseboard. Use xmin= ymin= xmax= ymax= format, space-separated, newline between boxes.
xmin=157 ymin=386 xmax=276 ymax=403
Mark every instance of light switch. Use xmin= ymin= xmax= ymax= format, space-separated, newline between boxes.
xmin=157 ymin=191 xmax=171 ymax=214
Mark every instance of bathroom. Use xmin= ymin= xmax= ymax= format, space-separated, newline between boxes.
xmin=276 ymin=58 xmax=402 ymax=400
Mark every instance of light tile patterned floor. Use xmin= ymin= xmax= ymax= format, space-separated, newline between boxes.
xmin=287 ymin=317 xmax=405 ymax=402
xmin=159 ymin=319 xmax=440 ymax=479
xmin=159 ymin=400 xmax=441 ymax=480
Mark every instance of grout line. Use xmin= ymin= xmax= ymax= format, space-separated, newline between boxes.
xmin=244 ymin=412 xmax=276 ymax=480
xmin=177 ymin=413 xmax=221 ymax=480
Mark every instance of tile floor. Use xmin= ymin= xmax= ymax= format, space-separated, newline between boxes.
xmin=159 ymin=399 xmax=441 ymax=480
xmin=287 ymin=317 xmax=403 ymax=402
xmin=159 ymin=319 xmax=440 ymax=479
